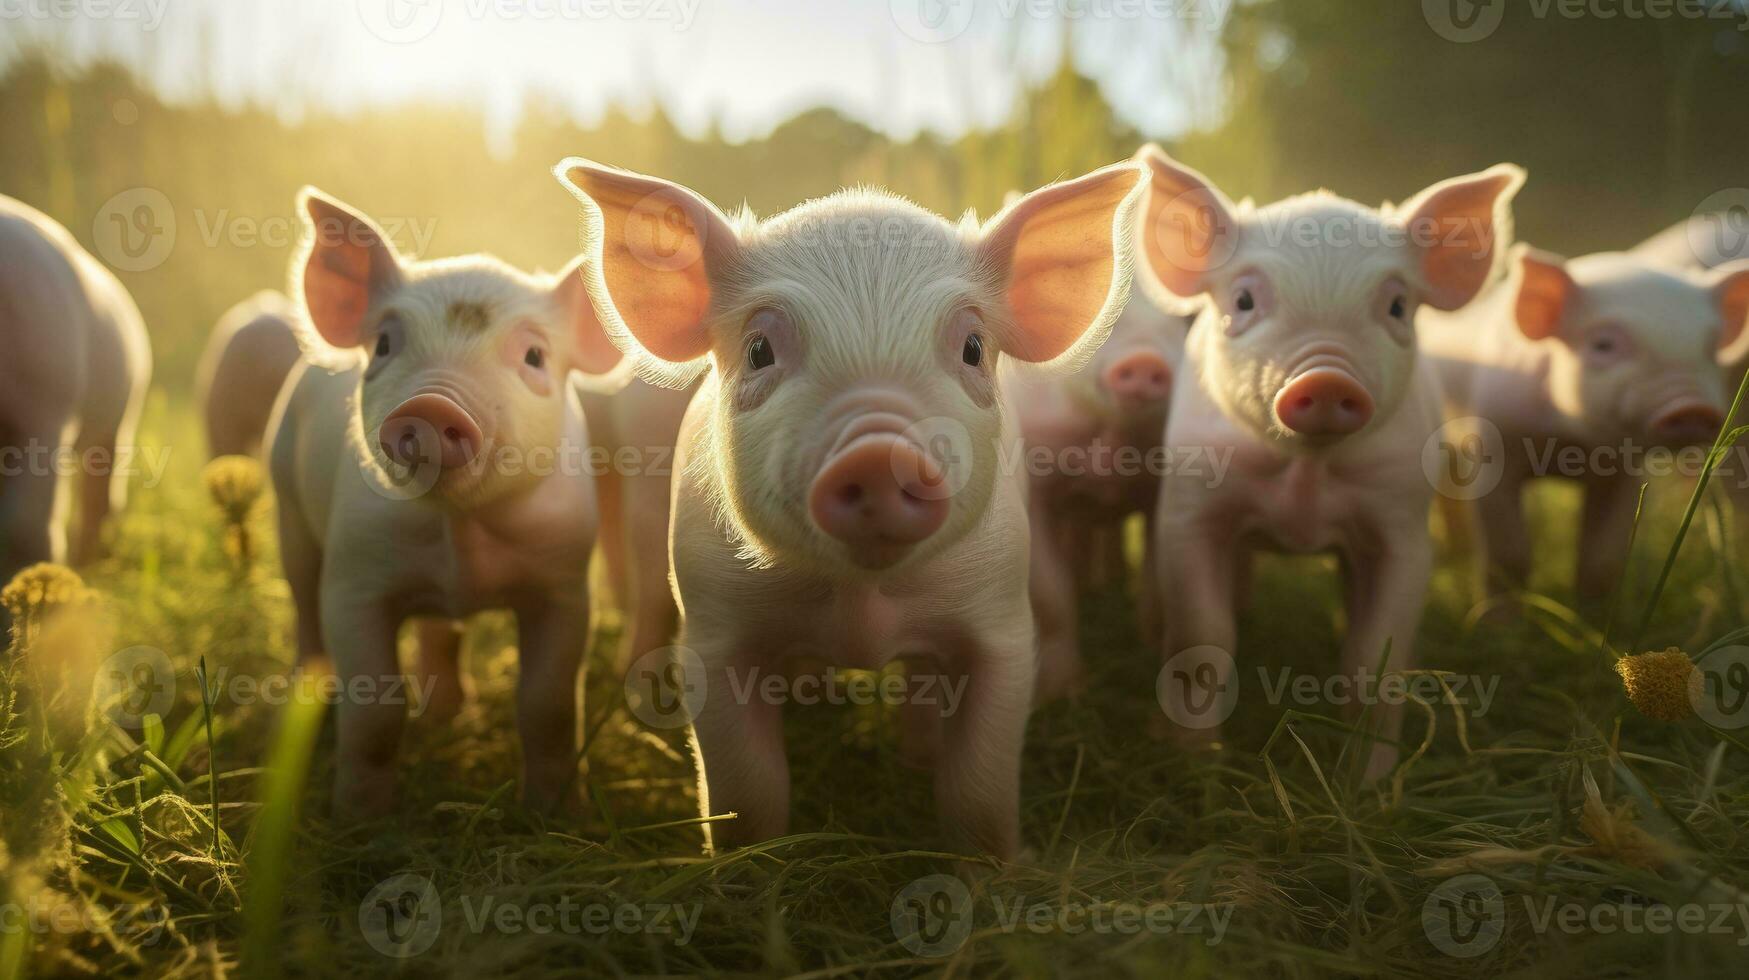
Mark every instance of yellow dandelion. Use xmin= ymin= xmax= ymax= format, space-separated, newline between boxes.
xmin=3 ymin=563 xmax=92 ymax=653
xmin=1614 ymin=647 xmax=1695 ymax=723
xmin=202 ymin=455 xmax=267 ymax=573
xmin=202 ymin=455 xmax=265 ymax=523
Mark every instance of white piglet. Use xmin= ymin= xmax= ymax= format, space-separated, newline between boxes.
xmin=268 ymin=189 xmax=623 ymax=818
xmin=1423 ymin=246 xmax=1749 ymax=603
xmin=0 ymin=194 xmax=152 ymax=588
xmin=197 ymin=289 xmax=303 ymax=459
xmin=1136 ymin=145 xmax=1523 ymax=780
xmin=557 ymin=159 xmax=1147 ymax=858
xmin=1009 ymin=289 xmax=1191 ymax=702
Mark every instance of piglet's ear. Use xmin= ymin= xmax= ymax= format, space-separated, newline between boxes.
xmin=555 ymin=159 xmax=739 ymax=380
xmin=1398 ymin=163 xmax=1525 ymax=312
xmin=1706 ymin=259 xmax=1749 ymax=364
xmin=551 ymin=255 xmax=625 ymax=378
xmin=1132 ymin=144 xmax=1239 ymax=304
xmin=297 ymin=187 xmax=404 ymax=349
xmin=1512 ymin=246 xmax=1575 ymax=342
xmin=978 ymin=161 xmax=1148 ymax=365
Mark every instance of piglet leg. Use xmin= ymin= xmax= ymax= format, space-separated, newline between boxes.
xmin=934 ymin=625 xmax=1033 ymax=859
xmin=1153 ymin=522 xmax=1237 ymax=746
xmin=1029 ymin=502 xmax=1082 ymax=703
xmin=1339 ymin=531 xmax=1433 ymax=783
xmin=688 ymin=641 xmax=789 ymax=853
xmin=515 ymin=597 xmax=589 ymax=814
xmin=324 ymin=597 xmax=404 ymax=820
xmin=1576 ymin=474 xmax=1637 ymax=616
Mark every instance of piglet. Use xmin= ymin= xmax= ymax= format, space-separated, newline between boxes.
xmin=557 ymin=158 xmax=1147 ymax=858
xmin=197 ymin=290 xmax=303 ymax=458
xmin=1135 ymin=145 xmax=1523 ymax=780
xmin=1423 ymin=246 xmax=1749 ymax=605
xmin=268 ymin=188 xmax=623 ymax=817
xmin=0 ymin=193 xmax=152 ymax=591
xmin=1008 ymin=288 xmax=1191 ymax=702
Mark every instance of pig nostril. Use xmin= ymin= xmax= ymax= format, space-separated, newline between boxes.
xmin=1339 ymin=398 xmax=1357 ymax=412
xmin=838 ymin=484 xmax=864 ymax=507
xmin=1296 ymin=397 xmax=1314 ymax=412
xmin=444 ymin=426 xmax=462 ymax=443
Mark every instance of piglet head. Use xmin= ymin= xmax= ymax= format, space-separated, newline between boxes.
xmin=1512 ymin=248 xmax=1749 ymax=448
xmin=557 ymin=160 xmax=1146 ymax=574
xmin=1069 ymin=291 xmax=1189 ymax=436
xmin=1134 ymin=145 xmax=1523 ymax=449
xmin=296 ymin=188 xmax=623 ymax=507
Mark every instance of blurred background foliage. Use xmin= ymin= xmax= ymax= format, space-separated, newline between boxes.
xmin=1 ymin=0 xmax=1745 ymax=384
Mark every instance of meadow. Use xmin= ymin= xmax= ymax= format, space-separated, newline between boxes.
xmin=6 ymin=5 xmax=1749 ymax=975
xmin=4 ymin=361 xmax=1749 ymax=978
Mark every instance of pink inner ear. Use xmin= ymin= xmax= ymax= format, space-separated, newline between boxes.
xmin=1407 ymin=170 xmax=1518 ymax=311
xmin=304 ymin=238 xmax=375 ymax=348
xmin=563 ymin=165 xmax=723 ymax=365
xmin=1137 ymin=154 xmax=1235 ymax=299
xmin=553 ymin=262 xmax=623 ymax=375
xmin=1716 ymin=269 xmax=1749 ymax=351
xmin=1514 ymin=256 xmax=1572 ymax=341
xmin=987 ymin=164 xmax=1143 ymax=363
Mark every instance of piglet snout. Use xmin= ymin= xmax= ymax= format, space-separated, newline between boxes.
xmin=1274 ymin=369 xmax=1374 ymax=438
xmin=379 ymin=393 xmax=484 ymax=470
xmin=1651 ymin=402 xmax=1724 ymax=446
xmin=1101 ymin=350 xmax=1173 ymax=403
xmin=809 ymin=433 xmax=949 ymax=565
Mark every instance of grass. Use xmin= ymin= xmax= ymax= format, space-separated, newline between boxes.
xmin=5 ymin=391 xmax=1749 ymax=979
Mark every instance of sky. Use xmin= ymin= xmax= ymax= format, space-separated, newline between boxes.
xmin=0 ymin=0 xmax=1223 ymax=149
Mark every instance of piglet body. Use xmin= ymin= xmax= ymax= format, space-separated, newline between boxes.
xmin=268 ymin=189 xmax=623 ymax=817
xmin=1009 ymin=291 xmax=1191 ymax=701
xmin=559 ymin=159 xmax=1147 ymax=857
xmin=1422 ymin=248 xmax=1749 ymax=605
xmin=1135 ymin=147 xmax=1523 ymax=780
xmin=0 ymin=194 xmax=152 ymax=585
xmin=197 ymin=290 xmax=303 ymax=458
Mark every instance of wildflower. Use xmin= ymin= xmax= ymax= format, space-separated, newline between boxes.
xmin=1614 ymin=647 xmax=1695 ymax=723
xmin=203 ymin=455 xmax=266 ymax=571
xmin=3 ymin=563 xmax=91 ymax=655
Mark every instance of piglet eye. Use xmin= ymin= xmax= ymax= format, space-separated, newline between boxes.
xmin=747 ymin=334 xmax=775 ymax=370
xmin=1235 ymin=288 xmax=1255 ymax=313
xmin=1591 ymin=336 xmax=1615 ymax=354
xmin=374 ymin=332 xmax=392 ymax=357
xmin=1388 ymin=296 xmax=1407 ymax=320
xmin=524 ymin=346 xmax=545 ymax=369
xmin=962 ymin=333 xmax=984 ymax=367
